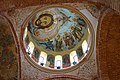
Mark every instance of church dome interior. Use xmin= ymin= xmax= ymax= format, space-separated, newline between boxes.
xmin=0 ymin=0 xmax=120 ymax=80
xmin=22 ymin=5 xmax=94 ymax=70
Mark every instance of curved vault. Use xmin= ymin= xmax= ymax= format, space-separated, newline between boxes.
xmin=0 ymin=15 xmax=18 ymax=80
xmin=21 ymin=4 xmax=95 ymax=73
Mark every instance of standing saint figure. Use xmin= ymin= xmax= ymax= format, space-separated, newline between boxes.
xmin=63 ymin=32 xmax=74 ymax=49
xmin=55 ymin=34 xmax=63 ymax=51
xmin=70 ymin=26 xmax=83 ymax=41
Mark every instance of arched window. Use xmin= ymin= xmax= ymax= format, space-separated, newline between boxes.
xmin=86 ymin=28 xmax=91 ymax=53
xmin=38 ymin=51 xmax=47 ymax=66
xmin=70 ymin=51 xmax=78 ymax=66
xmin=55 ymin=55 xmax=62 ymax=69
xmin=82 ymin=40 xmax=88 ymax=54
xmin=39 ymin=56 xmax=44 ymax=66
xmin=88 ymin=28 xmax=90 ymax=34
xmin=23 ymin=27 xmax=28 ymax=39
xmin=26 ymin=41 xmax=35 ymax=57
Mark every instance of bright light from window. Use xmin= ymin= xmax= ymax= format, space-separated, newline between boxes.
xmin=38 ymin=51 xmax=47 ymax=66
xmin=56 ymin=60 xmax=61 ymax=67
xmin=55 ymin=55 xmax=62 ymax=69
xmin=23 ymin=27 xmax=28 ymax=39
xmin=88 ymin=28 xmax=90 ymax=34
xmin=82 ymin=40 xmax=88 ymax=53
xmin=73 ymin=55 xmax=78 ymax=62
xmin=39 ymin=56 xmax=44 ymax=63
xmin=27 ymin=42 xmax=35 ymax=57
xmin=70 ymin=51 xmax=78 ymax=66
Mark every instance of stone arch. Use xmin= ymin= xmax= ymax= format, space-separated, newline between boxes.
xmin=97 ymin=9 xmax=120 ymax=80
xmin=0 ymin=14 xmax=20 ymax=80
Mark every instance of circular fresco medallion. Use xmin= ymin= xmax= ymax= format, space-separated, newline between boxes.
xmin=35 ymin=13 xmax=54 ymax=29
xmin=21 ymin=5 xmax=94 ymax=72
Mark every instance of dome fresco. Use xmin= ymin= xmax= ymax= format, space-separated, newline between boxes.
xmin=22 ymin=5 xmax=94 ymax=70
xmin=28 ymin=7 xmax=86 ymax=52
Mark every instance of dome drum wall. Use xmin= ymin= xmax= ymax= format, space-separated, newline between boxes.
xmin=20 ymin=4 xmax=95 ymax=73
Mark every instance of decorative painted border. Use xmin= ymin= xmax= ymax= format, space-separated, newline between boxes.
xmin=40 ymin=75 xmax=87 ymax=80
xmin=20 ymin=4 xmax=95 ymax=73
